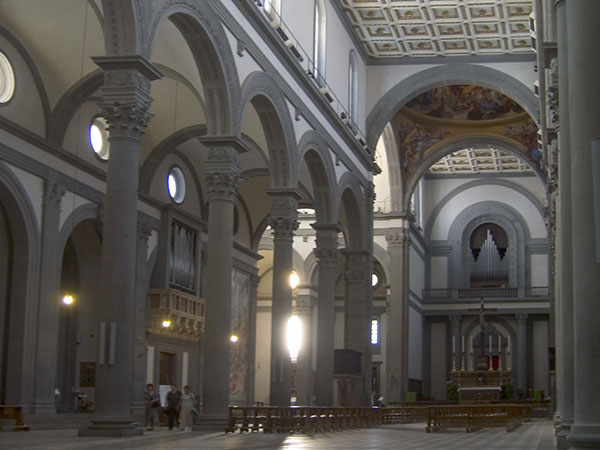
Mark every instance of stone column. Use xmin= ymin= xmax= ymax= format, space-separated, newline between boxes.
xmin=565 ymin=1 xmax=600 ymax=448
xmin=267 ymin=189 xmax=300 ymax=406
xmin=294 ymin=290 xmax=315 ymax=406
xmin=79 ymin=56 xmax=161 ymax=436
xmin=32 ymin=178 xmax=65 ymax=414
xmin=385 ymin=226 xmax=410 ymax=403
xmin=201 ymin=145 xmax=242 ymax=423
xmin=343 ymin=249 xmax=369 ymax=405
xmin=554 ymin=1 xmax=574 ymax=447
xmin=312 ymin=224 xmax=339 ymax=406
xmin=449 ymin=315 xmax=462 ymax=373
xmin=516 ymin=314 xmax=528 ymax=397
xmin=131 ymin=221 xmax=152 ymax=416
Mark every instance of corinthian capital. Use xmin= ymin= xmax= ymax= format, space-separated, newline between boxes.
xmin=268 ymin=215 xmax=298 ymax=240
xmin=314 ymin=246 xmax=338 ymax=266
xmin=42 ymin=180 xmax=65 ymax=208
xmin=205 ymin=147 xmax=242 ymax=202
xmin=385 ymin=228 xmax=410 ymax=247
xmin=93 ymin=55 xmax=162 ymax=138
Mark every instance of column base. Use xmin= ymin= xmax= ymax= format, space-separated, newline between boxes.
xmin=193 ymin=415 xmax=228 ymax=432
xmin=557 ymin=421 xmax=573 ymax=450
xmin=79 ymin=417 xmax=143 ymax=437
xmin=568 ymin=424 xmax=600 ymax=449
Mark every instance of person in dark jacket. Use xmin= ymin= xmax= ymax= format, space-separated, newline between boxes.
xmin=144 ymin=383 xmax=160 ymax=431
xmin=165 ymin=385 xmax=181 ymax=430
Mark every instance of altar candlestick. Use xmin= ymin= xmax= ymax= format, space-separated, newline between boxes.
xmin=508 ymin=335 xmax=511 ymax=353
xmin=489 ymin=335 xmax=492 ymax=353
xmin=452 ymin=336 xmax=455 ymax=354
xmin=498 ymin=335 xmax=501 ymax=352
xmin=462 ymin=336 xmax=465 ymax=353
xmin=470 ymin=336 xmax=473 ymax=353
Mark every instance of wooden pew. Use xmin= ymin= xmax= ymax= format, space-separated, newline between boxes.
xmin=0 ymin=405 xmax=30 ymax=431
xmin=426 ymin=404 xmax=532 ymax=433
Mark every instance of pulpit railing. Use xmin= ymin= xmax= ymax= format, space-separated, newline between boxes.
xmin=422 ymin=287 xmax=548 ymax=302
xmin=146 ymin=288 xmax=205 ymax=340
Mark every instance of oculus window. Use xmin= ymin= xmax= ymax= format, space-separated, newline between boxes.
xmin=167 ymin=166 xmax=186 ymax=204
xmin=89 ymin=117 xmax=110 ymax=160
xmin=0 ymin=52 xmax=15 ymax=104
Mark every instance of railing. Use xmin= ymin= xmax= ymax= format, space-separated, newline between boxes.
xmin=426 ymin=404 xmax=532 ymax=433
xmin=422 ymin=287 xmax=549 ymax=301
xmin=251 ymin=0 xmax=371 ymax=156
xmin=147 ymin=288 xmax=205 ymax=340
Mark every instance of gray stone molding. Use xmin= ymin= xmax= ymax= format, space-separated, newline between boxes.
xmin=405 ymin=136 xmax=546 ymax=210
xmin=0 ymin=23 xmax=51 ymax=132
xmin=445 ymin=201 xmax=530 ymax=288
xmin=146 ymin=1 xmax=241 ymax=135
xmin=385 ymin=228 xmax=410 ymax=248
xmin=425 ymin=178 xmax=544 ymax=242
xmin=338 ymin=173 xmax=368 ymax=251
xmin=0 ymin=161 xmax=41 ymax=406
xmin=297 ymin=131 xmax=338 ymax=224
xmin=366 ymin=63 xmax=539 ymax=151
xmin=205 ymin=147 xmax=242 ymax=203
xmin=238 ymin=71 xmax=297 ymax=188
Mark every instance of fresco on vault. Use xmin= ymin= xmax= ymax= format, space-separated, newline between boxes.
xmin=405 ymin=85 xmax=524 ymax=121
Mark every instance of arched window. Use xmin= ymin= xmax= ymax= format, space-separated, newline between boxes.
xmin=348 ymin=49 xmax=358 ymax=130
xmin=313 ymin=0 xmax=326 ymax=86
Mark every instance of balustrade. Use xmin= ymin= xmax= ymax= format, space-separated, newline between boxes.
xmin=146 ymin=288 xmax=205 ymax=340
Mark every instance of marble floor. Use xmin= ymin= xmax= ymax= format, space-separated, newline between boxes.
xmin=0 ymin=419 xmax=556 ymax=450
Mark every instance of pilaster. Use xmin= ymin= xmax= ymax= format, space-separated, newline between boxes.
xmin=385 ymin=226 xmax=411 ymax=403
xmin=32 ymin=179 xmax=65 ymax=414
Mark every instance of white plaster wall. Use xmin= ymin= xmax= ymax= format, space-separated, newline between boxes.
xmin=226 ymin=27 xmax=264 ymax=84
xmin=430 ymin=256 xmax=448 ymax=289
xmin=222 ymin=0 xmax=371 ymax=180
xmin=532 ymin=320 xmax=549 ymax=395
xmin=373 ymin=135 xmax=392 ymax=213
xmin=530 ymin=254 xmax=548 ymax=286
xmin=254 ymin=308 xmax=272 ymax=404
xmin=60 ymin=193 xmax=93 ymax=229
xmin=366 ymin=61 xmax=536 ymax=115
xmin=408 ymin=307 xmax=422 ymax=380
xmin=429 ymin=184 xmax=545 ymax=240
xmin=430 ymin=322 xmax=447 ymax=400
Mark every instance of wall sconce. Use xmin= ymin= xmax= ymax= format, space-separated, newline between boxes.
xmin=161 ymin=319 xmax=171 ymax=328
xmin=230 ymin=335 xmax=239 ymax=343
xmin=62 ymin=294 xmax=74 ymax=306
xmin=289 ymin=271 xmax=299 ymax=289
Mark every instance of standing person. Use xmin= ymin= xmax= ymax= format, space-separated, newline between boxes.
xmin=179 ymin=385 xmax=195 ymax=431
xmin=144 ymin=383 xmax=160 ymax=431
xmin=165 ymin=385 xmax=181 ymax=430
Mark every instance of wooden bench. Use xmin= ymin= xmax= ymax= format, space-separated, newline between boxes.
xmin=0 ymin=405 xmax=30 ymax=431
xmin=226 ymin=406 xmax=383 ymax=434
xmin=426 ymin=404 xmax=531 ymax=433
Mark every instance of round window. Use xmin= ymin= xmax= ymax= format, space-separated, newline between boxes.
xmin=372 ymin=272 xmax=380 ymax=288
xmin=89 ymin=117 xmax=110 ymax=160
xmin=0 ymin=52 xmax=16 ymax=104
xmin=167 ymin=166 xmax=186 ymax=204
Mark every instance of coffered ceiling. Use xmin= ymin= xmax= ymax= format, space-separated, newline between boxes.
xmin=429 ymin=148 xmax=530 ymax=173
xmin=337 ymin=0 xmax=535 ymax=59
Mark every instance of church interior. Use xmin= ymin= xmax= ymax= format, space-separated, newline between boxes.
xmin=0 ymin=0 xmax=598 ymax=448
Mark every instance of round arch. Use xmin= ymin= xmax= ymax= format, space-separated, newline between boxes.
xmin=337 ymin=173 xmax=367 ymax=251
xmin=404 ymin=134 xmax=546 ymax=209
xmin=444 ymin=201 xmax=533 ymax=288
xmin=366 ymin=64 xmax=539 ymax=150
xmin=147 ymin=2 xmax=241 ymax=135
xmin=239 ymin=71 xmax=297 ymax=189
xmin=297 ymin=130 xmax=337 ymax=224
xmin=0 ymin=162 xmax=41 ymax=406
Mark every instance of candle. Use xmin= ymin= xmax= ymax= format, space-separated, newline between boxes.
xmin=498 ymin=335 xmax=501 ymax=352
xmin=508 ymin=335 xmax=511 ymax=353
xmin=462 ymin=336 xmax=465 ymax=354
xmin=470 ymin=336 xmax=473 ymax=353
xmin=489 ymin=335 xmax=492 ymax=353
xmin=452 ymin=336 xmax=456 ymax=354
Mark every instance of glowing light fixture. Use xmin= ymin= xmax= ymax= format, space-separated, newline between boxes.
xmin=289 ymin=271 xmax=299 ymax=289
xmin=161 ymin=319 xmax=172 ymax=328
xmin=371 ymin=319 xmax=379 ymax=345
xmin=230 ymin=335 xmax=239 ymax=343
xmin=287 ymin=315 xmax=302 ymax=362
xmin=62 ymin=294 xmax=74 ymax=306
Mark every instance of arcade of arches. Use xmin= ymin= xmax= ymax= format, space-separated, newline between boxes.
xmin=0 ymin=1 xmax=598 ymax=449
